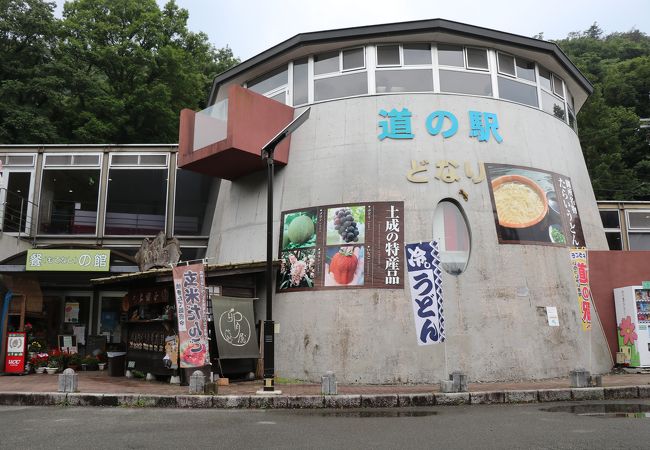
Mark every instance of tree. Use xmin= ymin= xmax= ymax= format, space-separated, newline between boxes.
xmin=556 ymin=25 xmax=650 ymax=200
xmin=57 ymin=0 xmax=239 ymax=143
xmin=0 ymin=0 xmax=63 ymax=143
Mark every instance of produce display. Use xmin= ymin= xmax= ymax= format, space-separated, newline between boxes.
xmin=329 ymin=247 xmax=359 ymax=284
xmin=333 ymin=207 xmax=360 ymax=243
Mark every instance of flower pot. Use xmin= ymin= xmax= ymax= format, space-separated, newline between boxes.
xmin=98 ymin=363 xmax=106 ymax=371
xmin=45 ymin=367 xmax=58 ymax=375
xmin=35 ymin=367 xmax=46 ymax=374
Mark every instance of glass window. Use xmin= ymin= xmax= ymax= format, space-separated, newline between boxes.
xmin=605 ymin=232 xmax=622 ymax=250
xmin=6 ymin=155 xmax=35 ymax=166
xmin=437 ymin=44 xmax=464 ymax=67
xmin=44 ymin=155 xmax=72 ymax=166
xmin=433 ymin=200 xmax=471 ymax=275
xmin=174 ymin=169 xmax=217 ymax=236
xmin=498 ymin=76 xmax=539 ymax=107
xmin=2 ymin=172 xmax=31 ymax=233
xmin=110 ymin=154 xmax=138 ymax=166
xmin=552 ymin=74 xmax=564 ymax=98
xmin=139 ymin=154 xmax=167 ymax=166
xmin=38 ymin=169 xmax=100 ymax=234
xmin=599 ymin=210 xmax=620 ymax=228
xmin=377 ymin=45 xmax=400 ymax=66
xmin=439 ymin=70 xmax=492 ymax=96
xmin=314 ymin=71 xmax=368 ymax=101
xmin=105 ymin=168 xmax=167 ymax=235
xmin=515 ymin=57 xmax=536 ymax=82
xmin=269 ymin=91 xmax=285 ymax=103
xmin=628 ymin=211 xmax=650 ymax=229
xmin=342 ymin=48 xmax=364 ymax=71
xmin=314 ymin=51 xmax=339 ymax=75
xmin=497 ymin=53 xmax=516 ymax=76
xmin=539 ymin=67 xmax=552 ymax=91
xmin=293 ymin=58 xmax=309 ymax=106
xmin=403 ymin=43 xmax=431 ymax=65
xmin=375 ymin=69 xmax=433 ymax=93
xmin=247 ymin=66 xmax=288 ymax=95
xmin=466 ymin=48 xmax=488 ymax=70
xmin=541 ymin=90 xmax=565 ymax=120
xmin=73 ymin=155 xmax=101 ymax=165
xmin=629 ymin=233 xmax=650 ymax=250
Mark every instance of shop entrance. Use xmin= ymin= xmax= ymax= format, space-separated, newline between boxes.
xmin=97 ymin=292 xmax=126 ymax=344
xmin=41 ymin=291 xmax=92 ymax=353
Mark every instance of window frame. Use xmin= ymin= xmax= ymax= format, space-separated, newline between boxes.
xmin=37 ymin=152 xmax=103 ymax=237
xmin=103 ymin=152 xmax=170 ymax=237
xmin=0 ymin=153 xmax=37 ymax=235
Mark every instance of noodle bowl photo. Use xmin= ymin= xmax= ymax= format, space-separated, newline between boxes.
xmin=491 ymin=175 xmax=549 ymax=228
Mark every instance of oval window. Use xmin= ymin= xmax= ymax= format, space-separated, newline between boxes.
xmin=432 ymin=200 xmax=471 ymax=275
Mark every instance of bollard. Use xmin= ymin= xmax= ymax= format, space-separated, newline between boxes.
xmin=570 ymin=369 xmax=591 ymax=388
xmin=58 ymin=368 xmax=78 ymax=393
xmin=189 ymin=370 xmax=206 ymax=394
xmin=589 ymin=374 xmax=603 ymax=387
xmin=451 ymin=371 xmax=468 ymax=392
xmin=440 ymin=380 xmax=455 ymax=393
xmin=321 ymin=371 xmax=337 ymax=395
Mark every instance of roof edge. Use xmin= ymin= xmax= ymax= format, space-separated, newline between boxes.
xmin=208 ymin=18 xmax=593 ymax=104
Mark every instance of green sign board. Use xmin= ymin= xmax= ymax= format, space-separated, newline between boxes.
xmin=643 ymin=281 xmax=650 ymax=290
xmin=26 ymin=249 xmax=111 ymax=272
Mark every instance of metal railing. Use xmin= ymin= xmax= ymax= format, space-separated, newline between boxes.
xmin=0 ymin=187 xmax=38 ymax=240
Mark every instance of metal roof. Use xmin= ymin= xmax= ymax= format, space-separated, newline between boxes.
xmin=208 ymin=18 xmax=593 ymax=104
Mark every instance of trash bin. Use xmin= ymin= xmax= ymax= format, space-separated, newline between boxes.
xmin=107 ymin=352 xmax=127 ymax=377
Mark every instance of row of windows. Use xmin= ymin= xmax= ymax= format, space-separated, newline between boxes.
xmin=599 ymin=209 xmax=650 ymax=250
xmin=244 ymin=43 xmax=577 ymax=131
xmin=0 ymin=153 xmax=216 ymax=238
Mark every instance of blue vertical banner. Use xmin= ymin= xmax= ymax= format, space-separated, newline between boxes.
xmin=405 ymin=241 xmax=445 ymax=346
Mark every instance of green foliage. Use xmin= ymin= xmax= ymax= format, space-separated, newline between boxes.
xmin=556 ymin=24 xmax=650 ymax=200
xmin=0 ymin=0 xmax=239 ymax=144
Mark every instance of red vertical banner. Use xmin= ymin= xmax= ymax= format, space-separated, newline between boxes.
xmin=5 ymin=332 xmax=26 ymax=374
xmin=570 ymin=248 xmax=592 ymax=331
xmin=172 ymin=263 xmax=210 ymax=368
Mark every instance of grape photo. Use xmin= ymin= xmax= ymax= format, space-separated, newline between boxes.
xmin=326 ymin=205 xmax=365 ymax=245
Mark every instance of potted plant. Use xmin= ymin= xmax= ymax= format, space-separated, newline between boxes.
xmin=30 ymin=353 xmax=49 ymax=374
xmin=66 ymin=353 xmax=82 ymax=371
xmin=96 ymin=352 xmax=107 ymax=370
xmin=46 ymin=359 xmax=60 ymax=374
xmin=82 ymin=355 xmax=99 ymax=371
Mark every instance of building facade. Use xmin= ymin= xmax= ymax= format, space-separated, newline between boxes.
xmin=179 ymin=19 xmax=613 ymax=383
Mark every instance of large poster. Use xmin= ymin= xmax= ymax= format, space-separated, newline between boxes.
xmin=485 ymin=164 xmax=585 ymax=246
xmin=278 ymin=202 xmax=404 ymax=292
xmin=211 ymin=296 xmax=259 ymax=359
xmin=405 ymin=241 xmax=445 ymax=345
xmin=570 ymin=248 xmax=592 ymax=331
xmin=172 ymin=263 xmax=210 ymax=368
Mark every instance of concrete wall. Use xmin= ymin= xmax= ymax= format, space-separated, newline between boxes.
xmin=0 ymin=234 xmax=31 ymax=263
xmin=207 ymin=93 xmax=613 ymax=383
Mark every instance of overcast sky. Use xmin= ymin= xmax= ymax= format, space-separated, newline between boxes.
xmin=54 ymin=0 xmax=650 ymax=61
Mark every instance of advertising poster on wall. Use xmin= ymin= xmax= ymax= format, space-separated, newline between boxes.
xmin=278 ymin=202 xmax=404 ymax=292
xmin=570 ymin=248 xmax=592 ymax=331
xmin=405 ymin=241 xmax=445 ymax=345
xmin=172 ymin=263 xmax=210 ymax=368
xmin=485 ymin=164 xmax=585 ymax=246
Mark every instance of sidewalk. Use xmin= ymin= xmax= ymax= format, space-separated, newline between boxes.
xmin=0 ymin=370 xmax=649 ymax=408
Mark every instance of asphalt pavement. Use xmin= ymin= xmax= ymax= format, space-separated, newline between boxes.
xmin=2 ymin=400 xmax=650 ymax=449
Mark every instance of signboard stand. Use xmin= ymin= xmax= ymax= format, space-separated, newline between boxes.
xmin=4 ymin=331 xmax=27 ymax=374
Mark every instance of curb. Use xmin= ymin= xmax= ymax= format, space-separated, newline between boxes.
xmin=0 ymin=385 xmax=649 ymax=409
